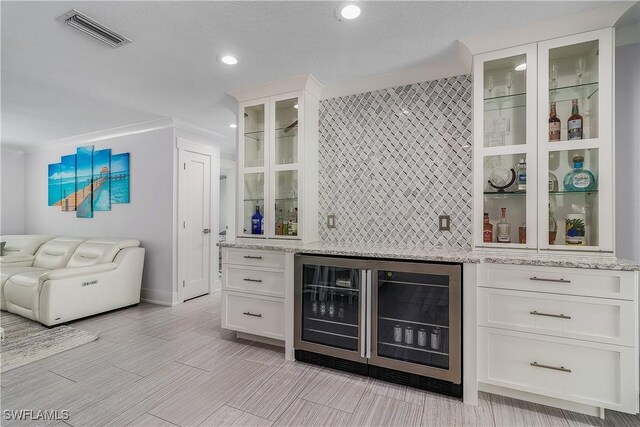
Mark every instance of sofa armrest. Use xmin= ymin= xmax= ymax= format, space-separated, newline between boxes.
xmin=0 ymin=255 xmax=35 ymax=266
xmin=43 ymin=263 xmax=118 ymax=282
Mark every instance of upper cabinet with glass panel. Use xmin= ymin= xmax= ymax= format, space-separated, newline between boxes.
xmin=275 ymin=98 xmax=299 ymax=166
xmin=244 ymin=103 xmax=266 ymax=168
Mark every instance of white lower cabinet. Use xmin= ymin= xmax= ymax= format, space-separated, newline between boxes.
xmin=477 ymin=263 xmax=639 ymax=415
xmin=221 ymin=248 xmax=287 ymax=342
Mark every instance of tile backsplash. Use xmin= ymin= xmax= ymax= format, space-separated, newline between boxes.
xmin=318 ymin=75 xmax=472 ymax=249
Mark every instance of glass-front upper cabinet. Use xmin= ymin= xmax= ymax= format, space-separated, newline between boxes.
xmin=473 ymin=44 xmax=538 ymax=249
xmin=538 ymin=29 xmax=613 ymax=253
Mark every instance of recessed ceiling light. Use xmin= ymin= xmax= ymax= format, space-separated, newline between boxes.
xmin=229 ymin=123 xmax=237 ymax=129
xmin=336 ymin=2 xmax=362 ymax=20
xmin=515 ymin=63 xmax=527 ymax=71
xmin=293 ymin=104 xmax=299 ymax=109
xmin=219 ymin=55 xmax=238 ymax=65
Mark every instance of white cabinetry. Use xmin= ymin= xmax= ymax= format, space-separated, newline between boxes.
xmin=477 ymin=263 xmax=639 ymax=415
xmin=473 ymin=29 xmax=614 ymax=254
xmin=230 ymin=75 xmax=322 ymax=242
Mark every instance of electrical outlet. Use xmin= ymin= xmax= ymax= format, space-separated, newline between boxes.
xmin=439 ymin=215 xmax=451 ymax=231
xmin=327 ymin=214 xmax=336 ymax=229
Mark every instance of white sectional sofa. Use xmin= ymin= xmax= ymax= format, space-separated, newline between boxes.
xmin=0 ymin=235 xmax=145 ymax=326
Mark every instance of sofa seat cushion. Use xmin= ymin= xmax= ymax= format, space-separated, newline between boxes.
xmin=32 ymin=237 xmax=84 ymax=270
xmin=0 ymin=235 xmax=53 ymax=257
xmin=4 ymin=271 xmax=46 ymax=321
xmin=0 ymin=267 xmax=47 ymax=311
xmin=0 ymin=254 xmax=35 ymax=266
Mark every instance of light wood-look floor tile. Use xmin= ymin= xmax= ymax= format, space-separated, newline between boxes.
xmin=1 ymin=370 xmax=75 ymax=409
xmin=601 ymin=410 xmax=640 ymax=427
xmin=562 ymin=410 xmax=607 ymax=427
xmin=200 ymin=405 xmax=273 ymax=427
xmin=422 ymin=391 xmax=495 ymax=427
xmin=233 ymin=342 xmax=287 ymax=367
xmin=349 ymin=392 xmax=423 ymax=426
xmin=298 ymin=369 xmax=369 ymax=413
xmin=274 ymin=398 xmax=353 ymax=427
xmin=128 ymin=413 xmax=179 ymax=427
xmin=491 ymin=394 xmax=569 ymax=427
xmin=365 ymin=378 xmax=426 ymax=406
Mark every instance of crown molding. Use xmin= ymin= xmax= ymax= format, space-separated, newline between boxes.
xmin=228 ymin=74 xmax=324 ymax=102
xmin=459 ymin=2 xmax=636 ymax=56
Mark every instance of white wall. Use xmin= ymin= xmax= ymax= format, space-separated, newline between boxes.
xmin=615 ymin=41 xmax=640 ymax=263
xmin=0 ymin=149 xmax=26 ymax=234
xmin=24 ymin=128 xmax=176 ymax=303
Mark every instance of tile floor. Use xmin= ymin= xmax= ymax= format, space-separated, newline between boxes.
xmin=1 ymin=293 xmax=639 ymax=427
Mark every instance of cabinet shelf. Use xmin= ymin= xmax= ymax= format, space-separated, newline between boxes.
xmin=549 ymin=82 xmax=599 ymax=103
xmin=245 ymin=126 xmax=298 ymax=142
xmin=379 ymin=316 xmax=449 ymax=329
xmin=549 ymin=190 xmax=598 ymax=196
xmin=379 ymin=340 xmax=449 ymax=356
xmin=483 ymin=92 xmax=526 ymax=111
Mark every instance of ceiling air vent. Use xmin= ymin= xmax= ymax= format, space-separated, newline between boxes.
xmin=57 ymin=9 xmax=131 ymax=48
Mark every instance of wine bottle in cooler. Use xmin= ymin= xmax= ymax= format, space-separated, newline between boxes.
xmin=496 ymin=208 xmax=511 ymax=243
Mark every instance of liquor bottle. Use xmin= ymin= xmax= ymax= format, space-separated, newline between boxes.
xmin=518 ymin=222 xmax=526 ymax=244
xmin=515 ymin=159 xmax=526 ymax=192
xmin=565 ymin=213 xmax=586 ymax=245
xmin=483 ymin=213 xmax=493 ymax=243
xmin=567 ymin=99 xmax=583 ymax=140
xmin=291 ymin=207 xmax=298 ymax=236
xmin=548 ymin=102 xmax=561 ymax=141
xmin=275 ymin=209 xmax=283 ymax=235
xmin=563 ymin=155 xmax=596 ymax=192
xmin=287 ymin=208 xmax=294 ymax=236
xmin=548 ymin=204 xmax=557 ymax=245
xmin=548 ymin=172 xmax=559 ymax=192
xmin=251 ymin=206 xmax=263 ymax=235
xmin=497 ymin=208 xmax=511 ymax=243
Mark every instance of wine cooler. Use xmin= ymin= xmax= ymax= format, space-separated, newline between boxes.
xmin=294 ymin=255 xmax=462 ymax=397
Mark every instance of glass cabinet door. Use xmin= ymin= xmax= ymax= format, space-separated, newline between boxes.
xmin=538 ymin=29 xmax=613 ymax=252
xmin=300 ymin=263 xmax=361 ymax=351
xmin=371 ymin=263 xmax=461 ymax=382
xmin=474 ymin=44 xmax=537 ymax=249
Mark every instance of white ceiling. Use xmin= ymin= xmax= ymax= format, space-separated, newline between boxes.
xmin=1 ymin=1 xmax=613 ymax=149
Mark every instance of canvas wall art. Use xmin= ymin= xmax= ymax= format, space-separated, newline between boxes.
xmin=48 ymin=145 xmax=130 ymax=218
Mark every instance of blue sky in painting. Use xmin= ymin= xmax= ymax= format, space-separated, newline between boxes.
xmin=76 ymin=145 xmax=94 ymax=181
xmin=93 ymin=148 xmax=111 ymax=175
xmin=60 ymin=154 xmax=76 ymax=181
xmin=111 ymin=153 xmax=129 ymax=173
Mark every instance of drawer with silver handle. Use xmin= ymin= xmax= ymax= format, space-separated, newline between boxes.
xmin=223 ymin=265 xmax=285 ymax=297
xmin=478 ymin=287 xmax=635 ymax=346
xmin=221 ymin=291 xmax=284 ymax=340
xmin=223 ymin=248 xmax=286 ymax=269
xmin=478 ymin=327 xmax=636 ymax=412
xmin=478 ymin=264 xmax=634 ymax=300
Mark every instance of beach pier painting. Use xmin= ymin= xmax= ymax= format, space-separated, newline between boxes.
xmin=48 ymin=145 xmax=130 ymax=218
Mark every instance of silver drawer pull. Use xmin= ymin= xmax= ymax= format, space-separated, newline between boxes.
xmin=243 ymin=311 xmax=262 ymax=318
xmin=530 ymin=276 xmax=571 ymax=284
xmin=530 ymin=310 xmax=571 ymax=319
xmin=530 ymin=361 xmax=571 ymax=373
xmin=243 ymin=278 xmax=263 ymax=283
xmin=244 ymin=255 xmax=263 ymax=260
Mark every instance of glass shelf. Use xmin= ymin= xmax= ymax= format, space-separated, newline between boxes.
xmin=245 ymin=126 xmax=298 ymax=142
xmin=244 ymin=198 xmax=264 ymax=202
xmin=549 ymin=82 xmax=599 ymax=103
xmin=484 ymin=92 xmax=526 ymax=112
xmin=275 ymin=197 xmax=298 ymax=202
xmin=484 ymin=191 xmax=526 ymax=198
xmin=549 ymin=190 xmax=598 ymax=196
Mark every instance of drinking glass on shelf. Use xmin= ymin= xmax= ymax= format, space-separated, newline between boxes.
xmin=550 ymin=62 xmax=559 ymax=89
xmin=487 ymin=73 xmax=494 ymax=98
xmin=575 ymin=57 xmax=587 ymax=85
xmin=505 ymin=70 xmax=514 ymax=95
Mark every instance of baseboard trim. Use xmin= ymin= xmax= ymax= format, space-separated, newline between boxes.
xmin=140 ymin=288 xmax=175 ymax=306
xmin=237 ymin=332 xmax=284 ymax=348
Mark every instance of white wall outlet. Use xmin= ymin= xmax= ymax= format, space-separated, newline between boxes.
xmin=327 ymin=214 xmax=336 ymax=229
xmin=439 ymin=215 xmax=451 ymax=231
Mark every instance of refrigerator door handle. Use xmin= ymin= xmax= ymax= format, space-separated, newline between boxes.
xmin=366 ymin=269 xmax=372 ymax=359
xmin=360 ymin=270 xmax=367 ymax=359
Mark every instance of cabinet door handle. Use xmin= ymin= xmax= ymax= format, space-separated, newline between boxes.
xmin=243 ymin=311 xmax=262 ymax=318
xmin=530 ymin=310 xmax=571 ymax=319
xmin=530 ymin=361 xmax=571 ymax=373
xmin=243 ymin=278 xmax=263 ymax=283
xmin=529 ymin=276 xmax=571 ymax=284
xmin=244 ymin=255 xmax=263 ymax=260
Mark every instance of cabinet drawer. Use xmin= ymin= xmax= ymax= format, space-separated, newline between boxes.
xmin=478 ymin=264 xmax=635 ymax=300
xmin=223 ymin=265 xmax=285 ymax=297
xmin=223 ymin=248 xmax=286 ymax=269
xmin=478 ymin=327 xmax=636 ymax=412
xmin=478 ymin=288 xmax=635 ymax=346
xmin=222 ymin=292 xmax=284 ymax=340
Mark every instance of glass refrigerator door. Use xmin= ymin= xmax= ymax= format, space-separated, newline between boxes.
xmin=371 ymin=264 xmax=461 ymax=382
xmin=300 ymin=263 xmax=361 ymax=351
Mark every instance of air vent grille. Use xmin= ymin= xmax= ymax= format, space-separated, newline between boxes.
xmin=57 ymin=10 xmax=131 ymax=48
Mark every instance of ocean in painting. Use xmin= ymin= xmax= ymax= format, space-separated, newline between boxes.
xmin=60 ymin=154 xmax=77 ymax=211
xmin=92 ymin=148 xmax=111 ymax=211
xmin=47 ymin=163 xmax=61 ymax=206
xmin=110 ymin=153 xmax=130 ymax=204
xmin=76 ymin=145 xmax=94 ymax=218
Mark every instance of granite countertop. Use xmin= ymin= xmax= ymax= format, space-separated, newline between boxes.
xmin=219 ymin=239 xmax=640 ymax=271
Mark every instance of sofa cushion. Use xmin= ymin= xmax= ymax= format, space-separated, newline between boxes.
xmin=0 ymin=266 xmax=47 ymax=310
xmin=0 ymin=235 xmax=53 ymax=257
xmin=4 ymin=271 xmax=44 ymax=321
xmin=66 ymin=238 xmax=138 ymax=268
xmin=32 ymin=237 xmax=84 ymax=270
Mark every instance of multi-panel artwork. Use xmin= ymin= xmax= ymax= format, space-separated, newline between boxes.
xmin=48 ymin=145 xmax=130 ymax=218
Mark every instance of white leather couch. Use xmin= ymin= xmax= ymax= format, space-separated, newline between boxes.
xmin=0 ymin=235 xmax=145 ymax=326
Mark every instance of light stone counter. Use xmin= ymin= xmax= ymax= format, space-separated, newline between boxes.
xmin=219 ymin=239 xmax=640 ymax=271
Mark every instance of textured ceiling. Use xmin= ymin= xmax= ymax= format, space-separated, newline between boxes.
xmin=1 ymin=1 xmax=612 ymax=148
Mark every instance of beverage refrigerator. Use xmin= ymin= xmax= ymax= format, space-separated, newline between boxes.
xmin=294 ymin=255 xmax=462 ymax=397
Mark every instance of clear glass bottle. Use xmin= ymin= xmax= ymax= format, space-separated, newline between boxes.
xmin=515 ymin=159 xmax=526 ymax=192
xmin=548 ymin=172 xmax=559 ymax=193
xmin=497 ymin=208 xmax=511 ymax=243
xmin=563 ymin=155 xmax=596 ymax=192
xmin=251 ymin=206 xmax=263 ymax=235
xmin=548 ymin=204 xmax=558 ymax=245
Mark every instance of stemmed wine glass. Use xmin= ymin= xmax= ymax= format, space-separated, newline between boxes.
xmin=505 ymin=70 xmax=513 ymax=95
xmin=575 ymin=57 xmax=587 ymax=85
xmin=550 ymin=62 xmax=559 ymax=90
xmin=487 ymin=73 xmax=494 ymax=98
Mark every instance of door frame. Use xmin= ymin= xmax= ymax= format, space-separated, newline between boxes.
xmin=177 ymin=138 xmax=220 ymax=304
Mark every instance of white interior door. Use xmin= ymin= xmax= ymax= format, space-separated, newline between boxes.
xmin=182 ymin=150 xmax=211 ymax=300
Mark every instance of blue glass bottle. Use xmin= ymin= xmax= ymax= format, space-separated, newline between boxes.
xmin=563 ymin=155 xmax=596 ymax=192
xmin=251 ymin=206 xmax=263 ymax=235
